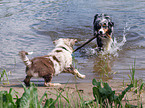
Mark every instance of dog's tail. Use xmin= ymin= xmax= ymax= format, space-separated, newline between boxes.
xmin=19 ymin=51 xmax=33 ymax=67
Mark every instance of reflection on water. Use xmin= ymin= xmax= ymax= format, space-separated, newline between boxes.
xmin=1 ymin=0 xmax=145 ymax=83
xmin=93 ymin=54 xmax=113 ymax=80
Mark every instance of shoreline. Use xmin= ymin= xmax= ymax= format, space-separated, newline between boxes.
xmin=0 ymin=79 xmax=145 ymax=107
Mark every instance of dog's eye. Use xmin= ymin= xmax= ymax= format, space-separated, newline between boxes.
xmin=103 ymin=23 xmax=107 ymax=28
xmin=95 ymin=24 xmax=101 ymax=30
xmin=103 ymin=23 xmax=107 ymax=26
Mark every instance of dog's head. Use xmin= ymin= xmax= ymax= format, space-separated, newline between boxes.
xmin=53 ymin=38 xmax=77 ymax=52
xmin=93 ymin=14 xmax=114 ymax=51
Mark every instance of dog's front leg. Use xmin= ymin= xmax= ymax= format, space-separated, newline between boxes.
xmin=24 ymin=76 xmax=32 ymax=86
xmin=63 ymin=65 xmax=86 ymax=79
xmin=43 ymin=74 xmax=61 ymax=87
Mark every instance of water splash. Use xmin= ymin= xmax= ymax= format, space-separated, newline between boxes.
xmin=107 ymin=22 xmax=130 ymax=56
xmin=82 ymin=22 xmax=130 ymax=57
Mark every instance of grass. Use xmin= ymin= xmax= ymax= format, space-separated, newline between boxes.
xmin=0 ymin=60 xmax=144 ymax=108
xmin=0 ymin=80 xmax=143 ymax=107
xmin=0 ymin=83 xmax=56 ymax=108
xmin=47 ymin=84 xmax=91 ymax=108
xmin=127 ymin=60 xmax=144 ymax=107
xmin=0 ymin=69 xmax=10 ymax=85
xmin=0 ymin=82 xmax=89 ymax=108
xmin=128 ymin=61 xmax=144 ymax=95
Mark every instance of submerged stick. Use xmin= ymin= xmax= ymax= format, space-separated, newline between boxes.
xmin=73 ymin=34 xmax=98 ymax=52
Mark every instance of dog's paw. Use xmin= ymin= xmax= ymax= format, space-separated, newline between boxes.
xmin=77 ymin=74 xmax=86 ymax=79
xmin=44 ymin=82 xmax=61 ymax=87
xmin=79 ymin=74 xmax=86 ymax=79
xmin=74 ymin=69 xmax=86 ymax=79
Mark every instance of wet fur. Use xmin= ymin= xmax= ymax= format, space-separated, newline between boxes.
xmin=93 ymin=14 xmax=114 ymax=51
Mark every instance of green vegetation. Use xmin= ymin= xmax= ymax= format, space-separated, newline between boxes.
xmin=47 ymin=85 xmax=89 ymax=108
xmin=0 ymin=69 xmax=10 ymax=85
xmin=127 ymin=60 xmax=144 ymax=107
xmin=0 ymin=83 xmax=55 ymax=108
xmin=0 ymin=79 xmax=143 ymax=107
xmin=128 ymin=61 xmax=144 ymax=96
xmin=84 ymin=79 xmax=133 ymax=108
xmin=0 ymin=61 xmax=144 ymax=108
xmin=94 ymin=79 xmax=133 ymax=107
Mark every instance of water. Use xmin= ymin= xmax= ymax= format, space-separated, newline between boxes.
xmin=1 ymin=0 xmax=145 ymax=83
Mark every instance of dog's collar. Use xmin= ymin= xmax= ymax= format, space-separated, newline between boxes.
xmin=58 ymin=46 xmax=70 ymax=52
xmin=61 ymin=46 xmax=69 ymax=51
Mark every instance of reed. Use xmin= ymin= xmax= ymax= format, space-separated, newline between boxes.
xmin=127 ymin=60 xmax=144 ymax=107
xmin=0 ymin=69 xmax=10 ymax=85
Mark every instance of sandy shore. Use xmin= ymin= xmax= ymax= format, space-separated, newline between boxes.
xmin=0 ymin=80 xmax=145 ymax=107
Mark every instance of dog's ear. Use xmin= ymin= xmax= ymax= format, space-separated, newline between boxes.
xmin=109 ymin=22 xmax=114 ymax=27
xmin=74 ymin=39 xmax=77 ymax=42
xmin=70 ymin=39 xmax=77 ymax=46
xmin=93 ymin=14 xmax=98 ymax=24
xmin=111 ymin=22 xmax=114 ymax=26
xmin=53 ymin=40 xmax=58 ymax=45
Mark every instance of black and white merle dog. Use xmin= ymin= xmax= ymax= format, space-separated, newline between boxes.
xmin=93 ymin=14 xmax=114 ymax=51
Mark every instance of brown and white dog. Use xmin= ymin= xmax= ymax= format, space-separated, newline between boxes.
xmin=93 ymin=14 xmax=114 ymax=51
xmin=19 ymin=38 xmax=85 ymax=86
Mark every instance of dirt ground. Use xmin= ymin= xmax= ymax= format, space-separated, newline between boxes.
xmin=0 ymin=80 xmax=145 ymax=107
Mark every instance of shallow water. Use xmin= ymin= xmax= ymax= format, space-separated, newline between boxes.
xmin=1 ymin=0 xmax=145 ymax=83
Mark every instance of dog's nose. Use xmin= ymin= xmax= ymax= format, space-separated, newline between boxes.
xmin=99 ymin=31 xmax=103 ymax=34
xmin=98 ymin=28 xmax=105 ymax=35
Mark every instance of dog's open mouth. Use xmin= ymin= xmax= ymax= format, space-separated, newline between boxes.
xmin=95 ymin=31 xmax=111 ymax=39
xmin=99 ymin=33 xmax=111 ymax=39
xmin=100 ymin=34 xmax=106 ymax=37
xmin=99 ymin=34 xmax=108 ymax=38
